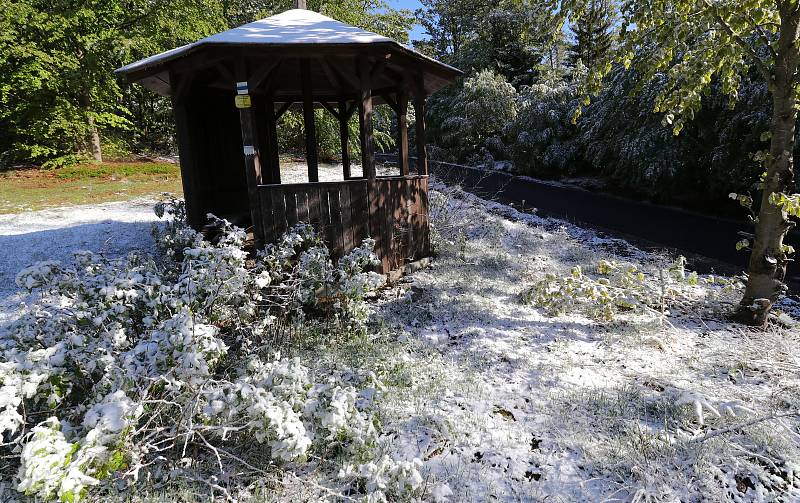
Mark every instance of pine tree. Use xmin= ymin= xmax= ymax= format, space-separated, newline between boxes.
xmin=568 ymin=0 xmax=615 ymax=71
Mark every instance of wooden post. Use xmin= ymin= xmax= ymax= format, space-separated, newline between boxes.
xmin=265 ymin=93 xmax=280 ymax=184
xmin=412 ymin=74 xmax=428 ymax=175
xmin=397 ymin=89 xmax=409 ymax=176
xmin=235 ymin=61 xmax=265 ymax=247
xmin=169 ymin=71 xmax=203 ymax=229
xmin=358 ymin=56 xmax=375 ymax=180
xmin=301 ymin=59 xmax=319 ymax=182
xmin=338 ymin=99 xmax=351 ymax=179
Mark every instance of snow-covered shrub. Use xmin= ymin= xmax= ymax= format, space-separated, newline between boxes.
xmin=0 ymin=200 xmax=394 ymax=501
xmin=259 ymin=223 xmax=384 ymax=324
xmin=522 ymin=257 xmax=743 ymax=321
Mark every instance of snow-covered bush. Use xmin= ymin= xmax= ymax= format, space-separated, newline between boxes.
xmin=0 ymin=200 xmax=401 ymax=501
xmin=522 ymin=257 xmax=743 ymax=321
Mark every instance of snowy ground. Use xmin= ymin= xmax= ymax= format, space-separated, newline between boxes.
xmin=0 ymin=198 xmax=160 ymax=323
xmin=1 ymin=168 xmax=798 ymax=501
xmin=362 ymin=183 xmax=800 ymax=501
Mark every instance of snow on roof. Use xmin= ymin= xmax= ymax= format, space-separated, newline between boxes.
xmin=117 ymin=9 xmax=396 ymax=75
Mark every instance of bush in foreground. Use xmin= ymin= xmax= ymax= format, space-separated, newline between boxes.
xmin=0 ymin=200 xmax=442 ymax=502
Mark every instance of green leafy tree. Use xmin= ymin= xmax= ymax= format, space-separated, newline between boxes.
xmin=568 ymin=0 xmax=616 ymax=71
xmin=0 ymin=0 xmax=224 ymax=168
xmin=566 ymin=0 xmax=800 ymax=325
xmin=427 ymin=69 xmax=518 ymax=162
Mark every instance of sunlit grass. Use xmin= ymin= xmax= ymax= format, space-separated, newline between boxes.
xmin=0 ymin=161 xmax=183 ymax=214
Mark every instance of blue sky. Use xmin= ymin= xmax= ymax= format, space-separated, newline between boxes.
xmin=386 ymin=0 xmax=427 ymax=41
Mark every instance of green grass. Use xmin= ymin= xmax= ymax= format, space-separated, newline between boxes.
xmin=55 ymin=162 xmax=177 ymax=180
xmin=0 ymin=161 xmax=183 ymax=214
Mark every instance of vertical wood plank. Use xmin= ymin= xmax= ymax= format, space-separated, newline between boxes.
xmin=297 ymin=189 xmax=309 ymax=223
xmin=401 ymin=178 xmax=412 ymax=261
xmin=419 ymin=176 xmax=430 ymax=255
xmin=301 ymin=59 xmax=319 ymax=182
xmin=169 ymin=71 xmax=203 ymax=228
xmin=378 ymin=180 xmax=394 ymax=272
xmin=350 ymin=181 xmax=368 ymax=246
xmin=259 ymin=188 xmax=274 ymax=244
xmin=340 ymin=184 xmax=353 ymax=253
xmin=285 ymin=189 xmax=298 ymax=228
xmin=271 ymin=188 xmax=287 ymax=239
xmin=329 ymin=186 xmax=344 ymax=258
xmin=307 ymin=187 xmax=321 ymax=229
xmin=367 ymin=180 xmax=384 ymax=273
xmin=320 ymin=187 xmax=334 ymax=249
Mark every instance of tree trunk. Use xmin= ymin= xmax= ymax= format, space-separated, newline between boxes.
xmin=735 ymin=17 xmax=799 ymax=326
xmin=80 ymin=90 xmax=102 ymax=162
xmin=87 ymin=114 xmax=103 ymax=162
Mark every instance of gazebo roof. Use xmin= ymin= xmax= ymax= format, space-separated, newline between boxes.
xmin=116 ymin=9 xmax=461 ymax=95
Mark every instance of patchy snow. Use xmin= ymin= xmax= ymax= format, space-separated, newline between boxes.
xmin=366 ymin=182 xmax=800 ymax=501
xmin=1 ymin=178 xmax=798 ymax=502
xmin=0 ymin=198 xmax=160 ymax=320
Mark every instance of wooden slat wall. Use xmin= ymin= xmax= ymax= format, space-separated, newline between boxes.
xmin=258 ymin=175 xmax=430 ymax=272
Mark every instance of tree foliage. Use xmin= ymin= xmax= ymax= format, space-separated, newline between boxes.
xmin=568 ymin=0 xmax=616 ymax=70
xmin=0 ymin=0 xmax=412 ymax=168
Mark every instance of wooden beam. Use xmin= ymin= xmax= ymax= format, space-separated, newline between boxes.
xmin=358 ymin=55 xmax=376 ymax=180
xmin=397 ymin=89 xmax=409 ymax=176
xmin=319 ymin=58 xmax=343 ymax=91
xmin=235 ymin=60 xmax=265 ymax=247
xmin=265 ymin=93 xmax=281 ymax=184
xmin=380 ymin=92 xmax=399 ymax=114
xmin=339 ymin=99 xmax=351 ymax=179
xmin=412 ymin=73 xmax=427 ymax=176
xmin=318 ymin=101 xmax=341 ymax=121
xmin=344 ymin=101 xmax=358 ymax=119
xmin=328 ymin=57 xmax=361 ymax=90
xmin=301 ymin=59 xmax=319 ymax=183
xmin=169 ymin=71 xmax=203 ymax=228
xmin=171 ymin=73 xmax=193 ymax=104
xmin=370 ymin=54 xmax=391 ymax=82
xmin=248 ymin=59 xmax=281 ymax=90
xmin=275 ymin=101 xmax=292 ymax=121
xmin=216 ymin=62 xmax=235 ymax=83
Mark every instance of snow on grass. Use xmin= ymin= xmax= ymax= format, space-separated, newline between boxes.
xmin=0 ymin=197 xmax=161 ymax=323
xmin=367 ymin=182 xmax=800 ymax=501
xmin=0 ymin=175 xmax=798 ymax=502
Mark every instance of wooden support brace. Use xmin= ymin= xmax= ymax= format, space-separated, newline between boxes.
xmin=358 ymin=55 xmax=376 ymax=180
xmin=275 ymin=101 xmax=292 ymax=121
xmin=265 ymin=94 xmax=281 ymax=184
xmin=319 ymin=101 xmax=341 ymax=121
xmin=235 ymin=60 xmax=265 ymax=247
xmin=248 ymin=60 xmax=281 ymax=90
xmin=397 ymin=88 xmax=409 ymax=176
xmin=339 ymin=99 xmax=351 ymax=179
xmin=412 ymin=74 xmax=427 ymax=176
xmin=301 ymin=59 xmax=319 ymax=182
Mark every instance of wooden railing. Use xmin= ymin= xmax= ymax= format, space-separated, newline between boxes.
xmin=257 ymin=175 xmax=430 ymax=272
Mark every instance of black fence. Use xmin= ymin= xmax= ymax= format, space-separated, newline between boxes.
xmin=379 ymin=154 xmax=800 ymax=291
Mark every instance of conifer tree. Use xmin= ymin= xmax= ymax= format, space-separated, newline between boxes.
xmin=568 ymin=0 xmax=616 ymax=71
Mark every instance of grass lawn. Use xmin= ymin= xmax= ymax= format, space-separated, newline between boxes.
xmin=0 ymin=161 xmax=183 ymax=214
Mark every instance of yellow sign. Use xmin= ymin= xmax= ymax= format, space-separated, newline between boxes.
xmin=235 ymin=94 xmax=251 ymax=109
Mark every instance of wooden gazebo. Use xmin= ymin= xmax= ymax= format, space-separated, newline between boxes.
xmin=115 ymin=8 xmax=461 ymax=272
